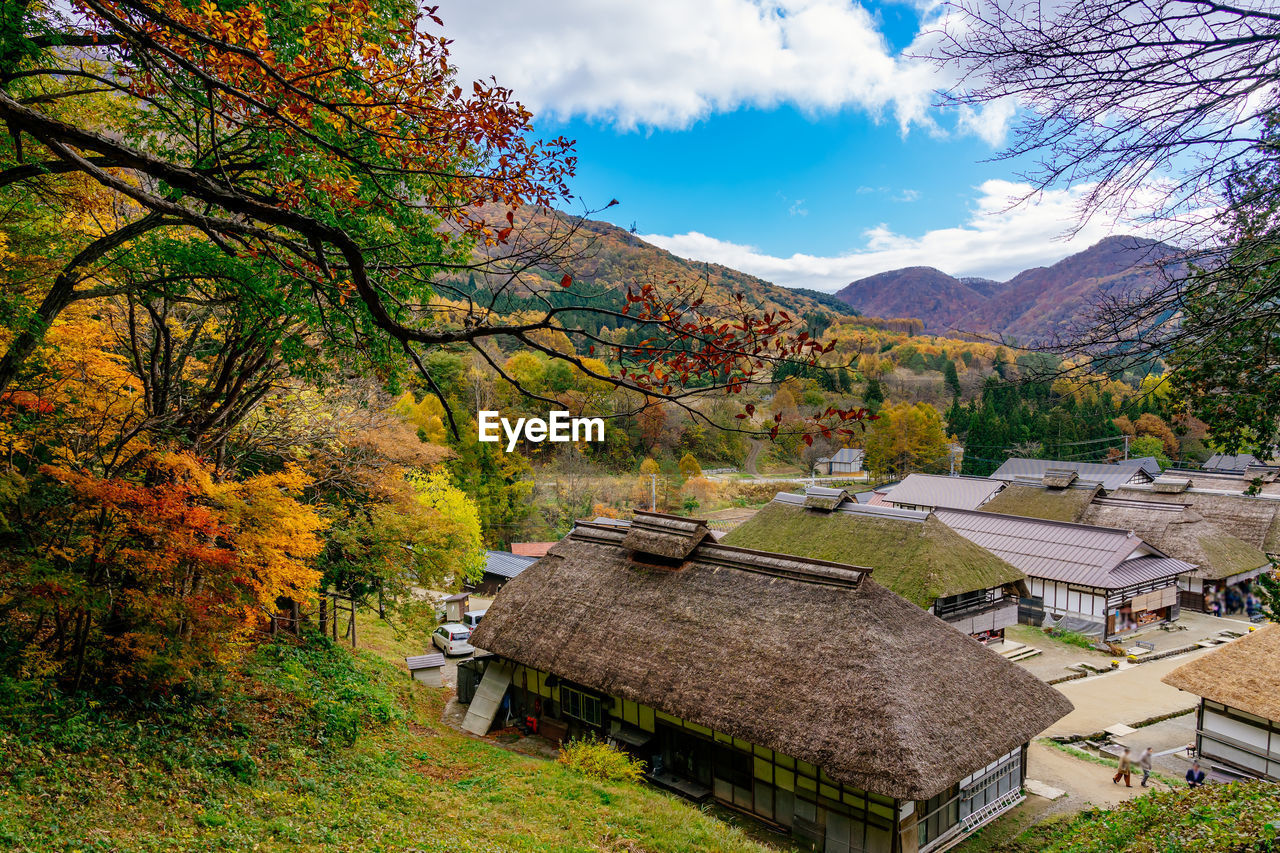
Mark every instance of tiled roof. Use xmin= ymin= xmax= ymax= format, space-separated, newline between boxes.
xmin=989 ymin=457 xmax=1161 ymax=492
xmin=886 ymin=474 xmax=1005 ymax=510
xmin=933 ymin=509 xmax=1190 ymax=589
xmin=484 ymin=550 xmax=538 ymax=579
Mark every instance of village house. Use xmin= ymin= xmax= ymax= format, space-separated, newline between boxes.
xmin=882 ymin=474 xmax=1006 ymax=512
xmin=466 ymin=512 xmax=1071 ymax=853
xmin=988 ymin=457 xmax=1161 ymax=493
xmin=812 ymin=447 xmax=865 ymax=477
xmin=1201 ymin=453 xmax=1262 ymax=475
xmin=471 ymin=549 xmax=538 ymax=596
xmin=931 ymin=508 xmax=1192 ymax=639
xmin=722 ymin=488 xmax=1027 ymax=642
xmin=1163 ymin=625 xmax=1280 ymax=782
xmin=981 ymin=480 xmax=1271 ymax=614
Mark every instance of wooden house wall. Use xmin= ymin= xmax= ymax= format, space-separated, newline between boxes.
xmin=1198 ymin=700 xmax=1280 ymax=781
xmin=502 ymin=661 xmax=1028 ymax=853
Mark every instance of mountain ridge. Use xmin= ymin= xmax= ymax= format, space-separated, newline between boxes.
xmin=834 ymin=236 xmax=1183 ymax=343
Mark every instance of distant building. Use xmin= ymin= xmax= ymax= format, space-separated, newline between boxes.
xmin=1164 ymin=625 xmax=1280 ymax=781
xmin=724 ymin=487 xmax=1026 ymax=642
xmin=933 ymin=508 xmax=1191 ymax=639
xmin=473 ymin=550 xmax=538 ymax=596
xmin=511 ymin=542 xmax=556 ymax=558
xmin=468 ymin=512 xmax=1071 ymax=852
xmin=812 ymin=447 xmax=864 ymax=476
xmin=988 ymin=457 xmax=1161 ymax=493
xmin=1202 ymin=453 xmax=1261 ymax=475
xmin=885 ymin=474 xmax=1006 ymax=512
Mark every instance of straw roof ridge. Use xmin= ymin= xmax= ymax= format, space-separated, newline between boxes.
xmin=719 ymin=499 xmax=1023 ymax=606
xmin=471 ymin=525 xmax=1071 ymax=800
xmin=1163 ymin=625 xmax=1280 ymax=721
xmin=1113 ymin=487 xmax=1280 ymax=555
xmin=981 ymin=483 xmax=1101 ymax=523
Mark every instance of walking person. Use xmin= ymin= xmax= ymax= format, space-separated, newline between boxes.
xmin=1112 ymin=747 xmax=1133 ymax=787
xmin=1137 ymin=747 xmax=1153 ymax=787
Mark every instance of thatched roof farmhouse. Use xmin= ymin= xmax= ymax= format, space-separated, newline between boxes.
xmin=933 ymin=509 xmax=1192 ymax=638
xmin=1163 ymin=626 xmax=1280 ymax=781
xmin=468 ymin=512 xmax=1071 ymax=853
xmin=722 ymin=490 xmax=1026 ymax=641
xmin=982 ymin=481 xmax=1273 ymax=612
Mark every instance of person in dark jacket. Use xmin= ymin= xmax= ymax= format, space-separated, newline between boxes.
xmin=1186 ymin=761 xmax=1206 ymax=788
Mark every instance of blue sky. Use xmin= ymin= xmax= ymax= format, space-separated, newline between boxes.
xmin=435 ymin=0 xmax=1151 ymax=290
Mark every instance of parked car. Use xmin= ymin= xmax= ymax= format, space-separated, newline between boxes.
xmin=462 ymin=609 xmax=487 ymax=630
xmin=432 ymin=623 xmax=474 ymax=656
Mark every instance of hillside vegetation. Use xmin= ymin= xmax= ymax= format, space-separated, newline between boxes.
xmin=1006 ymin=783 xmax=1280 ymax=852
xmin=0 ymin=629 xmax=781 ymax=853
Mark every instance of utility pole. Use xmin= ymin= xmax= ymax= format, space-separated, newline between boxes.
xmin=1124 ymin=434 xmax=1130 ymax=460
xmin=650 ymin=473 xmax=657 ymax=511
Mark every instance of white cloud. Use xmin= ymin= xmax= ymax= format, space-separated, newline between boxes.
xmin=434 ymin=0 xmax=991 ymax=137
xmin=640 ymin=179 xmax=1189 ymax=289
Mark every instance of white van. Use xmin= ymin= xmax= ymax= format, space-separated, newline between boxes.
xmin=462 ymin=609 xmax=487 ymax=630
xmin=431 ymin=623 xmax=474 ymax=656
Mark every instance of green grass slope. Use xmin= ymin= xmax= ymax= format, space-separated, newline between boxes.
xmin=0 ymin=631 xmax=780 ymax=853
xmin=1006 ymin=782 xmax=1280 ymax=853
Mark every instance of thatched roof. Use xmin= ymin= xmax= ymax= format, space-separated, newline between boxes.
xmin=619 ymin=512 xmax=713 ymax=560
xmin=1114 ymin=487 xmax=1280 ymax=556
xmin=1081 ymin=498 xmax=1269 ymax=581
xmin=1163 ymin=625 xmax=1280 ymax=721
xmin=471 ymin=520 xmax=1071 ymax=800
xmin=980 ymin=483 xmax=1101 ymax=523
xmin=720 ymin=494 xmax=1025 ymax=607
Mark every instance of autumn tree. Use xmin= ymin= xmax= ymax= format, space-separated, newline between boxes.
xmin=678 ymin=452 xmax=702 ymax=480
xmin=864 ymin=402 xmax=953 ymax=479
xmin=0 ymin=0 xmax=861 ymax=442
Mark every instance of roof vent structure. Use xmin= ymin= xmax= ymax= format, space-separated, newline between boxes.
xmin=1042 ymin=468 xmax=1079 ymax=489
xmin=803 ymin=485 xmax=852 ymax=511
xmin=1151 ymin=476 xmax=1192 ymax=494
xmin=621 ymin=512 xmax=713 ymax=562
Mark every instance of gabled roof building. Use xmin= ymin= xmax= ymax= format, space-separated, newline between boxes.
xmin=885 ymin=474 xmax=1006 ymax=512
xmin=722 ymin=489 xmax=1026 ymax=642
xmin=933 ymin=509 xmax=1192 ymax=638
xmin=988 ymin=457 xmax=1161 ymax=493
xmin=980 ymin=482 xmax=1272 ymax=614
xmin=1164 ymin=625 xmax=1280 ymax=781
xmin=468 ymin=512 xmax=1071 ymax=853
xmin=813 ymin=447 xmax=865 ymax=476
xmin=473 ymin=550 xmax=539 ymax=595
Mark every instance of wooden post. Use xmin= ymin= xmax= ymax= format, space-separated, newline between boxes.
xmin=318 ymin=593 xmax=327 ymax=637
xmin=332 ymin=593 xmax=339 ymax=642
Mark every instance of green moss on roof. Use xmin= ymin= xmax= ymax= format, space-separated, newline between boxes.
xmin=720 ymin=502 xmax=1025 ymax=607
xmin=1196 ymin=533 xmax=1271 ymax=580
xmin=981 ymin=484 xmax=1098 ymax=523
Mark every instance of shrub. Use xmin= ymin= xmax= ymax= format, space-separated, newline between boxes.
xmin=1044 ymin=627 xmax=1097 ymax=650
xmin=557 ymin=736 xmax=646 ymax=783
